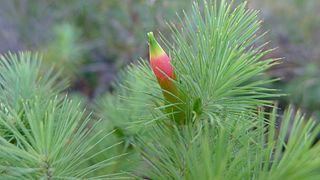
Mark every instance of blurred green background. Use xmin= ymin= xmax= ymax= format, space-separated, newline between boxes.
xmin=0 ymin=0 xmax=319 ymax=118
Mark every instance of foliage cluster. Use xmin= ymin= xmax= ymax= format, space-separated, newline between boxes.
xmin=0 ymin=0 xmax=319 ymax=179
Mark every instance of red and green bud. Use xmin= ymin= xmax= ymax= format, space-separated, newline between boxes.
xmin=147 ymin=32 xmax=174 ymax=80
xmin=148 ymin=32 xmax=177 ymax=101
xmin=148 ymin=32 xmax=184 ymax=123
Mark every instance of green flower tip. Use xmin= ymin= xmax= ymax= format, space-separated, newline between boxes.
xmin=148 ymin=32 xmax=164 ymax=58
xmin=147 ymin=32 xmax=155 ymax=43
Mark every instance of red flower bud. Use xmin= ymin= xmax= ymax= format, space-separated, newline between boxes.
xmin=148 ymin=32 xmax=177 ymax=100
xmin=148 ymin=32 xmax=175 ymax=80
xmin=148 ymin=32 xmax=184 ymax=123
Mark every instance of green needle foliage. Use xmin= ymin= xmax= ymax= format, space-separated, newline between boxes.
xmin=94 ymin=65 xmax=160 ymax=174
xmin=166 ymin=0 xmax=281 ymax=121
xmin=139 ymin=106 xmax=320 ymax=179
xmin=0 ymin=52 xmax=67 ymax=110
xmin=100 ymin=0 xmax=320 ymax=179
xmin=96 ymin=65 xmax=157 ymax=134
xmin=0 ymin=0 xmax=319 ymax=179
xmin=122 ymin=0 xmax=281 ymax=126
xmin=0 ymin=53 xmax=124 ymax=179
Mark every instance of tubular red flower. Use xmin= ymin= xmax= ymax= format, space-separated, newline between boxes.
xmin=148 ymin=32 xmax=185 ymax=123
xmin=148 ymin=32 xmax=177 ymax=98
xmin=148 ymin=32 xmax=174 ymax=79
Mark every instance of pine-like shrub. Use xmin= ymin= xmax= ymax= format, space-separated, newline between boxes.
xmin=0 ymin=0 xmax=319 ymax=179
xmin=97 ymin=0 xmax=320 ymax=179
xmin=0 ymin=53 xmax=124 ymax=179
